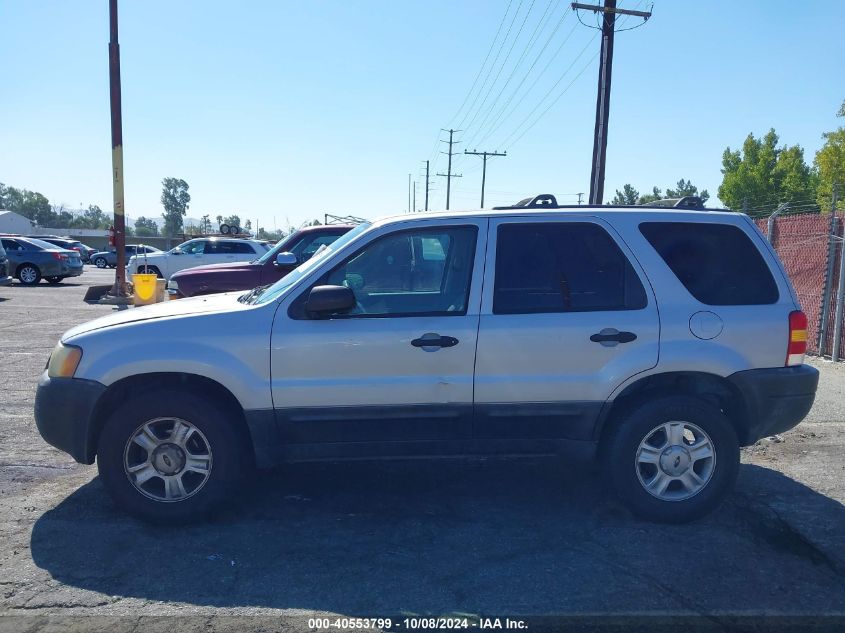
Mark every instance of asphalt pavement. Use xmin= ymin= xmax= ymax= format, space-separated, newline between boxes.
xmin=0 ymin=268 xmax=844 ymax=632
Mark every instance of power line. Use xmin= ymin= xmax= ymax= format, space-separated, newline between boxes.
xmin=457 ymin=0 xmax=528 ymax=132
xmin=462 ymin=0 xmax=559 ymax=149
xmin=446 ymin=0 xmax=516 ymax=130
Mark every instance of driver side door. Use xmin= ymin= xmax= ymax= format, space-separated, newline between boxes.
xmin=271 ymin=219 xmax=487 ymax=447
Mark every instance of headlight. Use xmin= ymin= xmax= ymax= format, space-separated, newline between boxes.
xmin=47 ymin=343 xmax=83 ymax=378
xmin=167 ymin=279 xmax=179 ymax=290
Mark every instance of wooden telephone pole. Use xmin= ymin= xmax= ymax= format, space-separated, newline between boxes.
xmin=464 ymin=150 xmax=506 ymax=208
xmin=572 ymin=1 xmax=651 ymax=206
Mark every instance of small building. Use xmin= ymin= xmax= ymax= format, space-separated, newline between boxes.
xmin=0 ymin=210 xmax=34 ymax=234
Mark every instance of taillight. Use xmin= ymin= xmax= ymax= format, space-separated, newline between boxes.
xmin=50 ymin=252 xmax=67 ymax=261
xmin=786 ymin=310 xmax=807 ymax=366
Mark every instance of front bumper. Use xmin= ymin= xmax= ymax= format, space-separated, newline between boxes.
xmin=34 ymin=371 xmax=107 ymax=464
xmin=728 ymin=365 xmax=820 ymax=445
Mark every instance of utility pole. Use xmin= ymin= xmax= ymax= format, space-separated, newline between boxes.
xmin=572 ymin=1 xmax=651 ymax=205
xmin=437 ymin=129 xmax=462 ymax=210
xmin=577 ymin=192 xmax=584 ymax=205
xmin=104 ymin=0 xmax=130 ymax=301
xmin=464 ymin=149 xmax=506 ymax=208
xmin=407 ymin=173 xmax=411 ymax=213
xmin=413 ymin=181 xmax=416 ymax=213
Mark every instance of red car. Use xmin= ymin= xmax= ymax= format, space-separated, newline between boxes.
xmin=167 ymin=225 xmax=353 ymax=298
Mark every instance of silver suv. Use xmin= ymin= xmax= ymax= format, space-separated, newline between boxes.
xmin=34 ymin=196 xmax=819 ymax=523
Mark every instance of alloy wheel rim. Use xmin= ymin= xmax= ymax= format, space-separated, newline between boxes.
xmin=21 ymin=267 xmax=37 ymax=283
xmin=96 ymin=259 xmax=106 ymax=268
xmin=635 ymin=421 xmax=716 ymax=501
xmin=123 ymin=417 xmax=213 ymax=502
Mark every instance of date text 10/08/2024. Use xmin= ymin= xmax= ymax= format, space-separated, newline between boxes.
xmin=307 ymin=618 xmax=528 ymax=630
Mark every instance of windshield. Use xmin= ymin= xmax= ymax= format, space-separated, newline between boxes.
xmin=247 ymin=222 xmax=371 ymax=305
xmin=23 ymin=238 xmax=63 ymax=250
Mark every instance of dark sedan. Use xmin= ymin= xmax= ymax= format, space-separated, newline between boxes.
xmin=0 ymin=237 xmax=83 ymax=285
xmin=90 ymin=244 xmax=161 ymax=268
xmin=168 ymin=225 xmax=353 ymax=298
xmin=26 ymin=236 xmax=93 ymax=263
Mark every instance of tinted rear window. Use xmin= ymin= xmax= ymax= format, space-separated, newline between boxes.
xmin=639 ymin=222 xmax=778 ymax=305
xmin=494 ymin=222 xmax=647 ymax=314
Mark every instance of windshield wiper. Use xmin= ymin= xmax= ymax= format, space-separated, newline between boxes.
xmin=238 ymin=284 xmax=270 ymax=304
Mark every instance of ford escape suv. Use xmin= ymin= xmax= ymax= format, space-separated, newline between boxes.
xmin=34 ymin=195 xmax=819 ymax=523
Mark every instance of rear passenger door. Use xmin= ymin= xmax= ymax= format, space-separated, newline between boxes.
xmin=474 ymin=216 xmax=659 ymax=441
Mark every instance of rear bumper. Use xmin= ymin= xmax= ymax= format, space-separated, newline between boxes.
xmin=34 ymin=372 xmax=106 ymax=464
xmin=728 ymin=365 xmax=819 ymax=445
xmin=0 ymin=275 xmax=11 ymax=286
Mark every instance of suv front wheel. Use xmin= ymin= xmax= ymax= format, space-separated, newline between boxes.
xmin=604 ymin=395 xmax=740 ymax=523
xmin=96 ymin=390 xmax=249 ymax=523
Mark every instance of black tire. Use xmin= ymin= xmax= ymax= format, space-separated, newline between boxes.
xmin=96 ymin=390 xmax=250 ymax=524
xmin=46 ymin=276 xmax=64 ymax=284
xmin=94 ymin=257 xmax=108 ymax=268
xmin=603 ymin=395 xmax=740 ymax=523
xmin=136 ymin=265 xmax=162 ymax=278
xmin=17 ymin=264 xmax=41 ymax=286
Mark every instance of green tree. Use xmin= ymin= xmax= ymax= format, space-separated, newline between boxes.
xmin=637 ymin=187 xmax=663 ymax=205
xmin=666 ymin=179 xmax=710 ymax=203
xmin=814 ymin=104 xmax=845 ymax=211
xmin=610 ymin=184 xmax=640 ymax=205
xmin=0 ymin=184 xmax=54 ymax=226
xmin=160 ymin=177 xmax=190 ymax=237
xmin=134 ymin=216 xmax=160 ymax=236
xmin=200 ymin=214 xmax=211 ymax=234
xmin=718 ymin=129 xmax=816 ymax=210
xmin=71 ymin=204 xmax=110 ymax=230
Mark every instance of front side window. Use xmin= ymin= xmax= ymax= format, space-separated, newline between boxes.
xmin=639 ymin=222 xmax=778 ymax=305
xmin=493 ymin=222 xmax=647 ymax=314
xmin=301 ymin=226 xmax=477 ymax=318
xmin=1 ymin=239 xmax=22 ymax=252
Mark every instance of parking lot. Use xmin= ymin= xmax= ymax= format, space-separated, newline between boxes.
xmin=1 ymin=268 xmax=844 ymax=629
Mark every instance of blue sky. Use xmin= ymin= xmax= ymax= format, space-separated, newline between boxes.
xmin=1 ymin=0 xmax=843 ymax=230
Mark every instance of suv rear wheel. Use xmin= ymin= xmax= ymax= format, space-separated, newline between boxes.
xmin=604 ymin=395 xmax=739 ymax=523
xmin=96 ymin=390 xmax=249 ymax=523
xmin=94 ymin=256 xmax=108 ymax=268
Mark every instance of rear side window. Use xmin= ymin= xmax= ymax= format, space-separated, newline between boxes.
xmin=208 ymin=241 xmax=256 ymax=254
xmin=494 ymin=222 xmax=647 ymax=314
xmin=639 ymin=222 xmax=778 ymax=305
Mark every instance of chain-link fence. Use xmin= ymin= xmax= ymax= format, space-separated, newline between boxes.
xmin=752 ymin=210 xmax=845 ymax=359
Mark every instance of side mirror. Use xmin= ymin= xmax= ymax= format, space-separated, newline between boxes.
xmin=275 ymin=252 xmax=297 ymax=267
xmin=304 ymin=285 xmax=355 ymax=316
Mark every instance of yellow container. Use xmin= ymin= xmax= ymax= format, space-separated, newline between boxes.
xmin=132 ymin=273 xmax=159 ymax=306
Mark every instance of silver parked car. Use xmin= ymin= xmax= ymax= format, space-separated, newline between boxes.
xmin=0 ymin=236 xmax=84 ymax=285
xmin=34 ymin=195 xmax=818 ymax=523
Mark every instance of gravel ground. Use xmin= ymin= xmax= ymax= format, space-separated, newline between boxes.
xmin=1 ymin=269 xmax=844 ymax=632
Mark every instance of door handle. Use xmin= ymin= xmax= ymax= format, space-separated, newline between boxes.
xmin=411 ymin=334 xmax=459 ymax=348
xmin=590 ymin=329 xmax=637 ymax=346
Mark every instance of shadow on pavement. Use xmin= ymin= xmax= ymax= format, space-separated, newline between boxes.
xmin=30 ymin=460 xmax=845 ymax=614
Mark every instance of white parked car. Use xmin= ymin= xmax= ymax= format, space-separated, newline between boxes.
xmin=126 ymin=237 xmax=269 ymax=280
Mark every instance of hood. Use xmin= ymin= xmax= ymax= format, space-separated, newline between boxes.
xmin=173 ymin=260 xmax=260 ymax=277
xmin=62 ymin=292 xmax=248 ymax=340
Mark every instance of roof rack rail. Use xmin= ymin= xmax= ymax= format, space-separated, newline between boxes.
xmin=492 ymin=193 xmax=710 ymax=212
xmin=493 ymin=194 xmax=559 ymax=210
